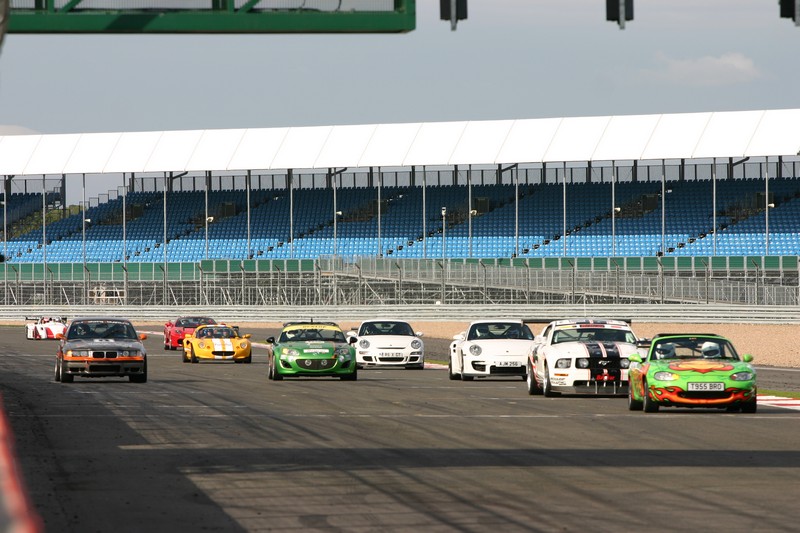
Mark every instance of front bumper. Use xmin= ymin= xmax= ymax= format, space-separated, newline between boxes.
xmin=278 ymin=357 xmax=356 ymax=376
xmin=357 ymin=350 xmax=424 ymax=367
xmin=648 ymin=384 xmax=757 ymax=407
xmin=63 ymin=357 xmax=146 ymax=378
xmin=463 ymin=357 xmax=526 ymax=377
xmin=552 ymin=381 xmax=629 ymax=395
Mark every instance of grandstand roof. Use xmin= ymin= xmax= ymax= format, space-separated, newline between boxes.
xmin=1 ymin=109 xmax=799 ymax=176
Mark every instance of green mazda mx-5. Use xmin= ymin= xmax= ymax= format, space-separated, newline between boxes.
xmin=266 ymin=321 xmax=358 ymax=381
xmin=628 ymin=333 xmax=756 ymax=413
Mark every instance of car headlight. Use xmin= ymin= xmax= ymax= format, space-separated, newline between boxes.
xmin=281 ymin=348 xmax=300 ymax=357
xmin=653 ymin=371 xmax=679 ymax=381
xmin=620 ymin=358 xmax=630 ymax=369
xmin=469 ymin=344 xmax=482 ymax=356
xmin=731 ymin=371 xmax=755 ymax=381
xmin=555 ymin=358 xmax=571 ymax=369
xmin=198 ymin=342 xmax=206 ymax=349
xmin=120 ymin=350 xmax=130 ymax=356
xmin=66 ymin=349 xmax=90 ymax=357
xmin=359 ymin=339 xmax=370 ymax=349
xmin=239 ymin=341 xmax=248 ymax=349
xmin=335 ymin=345 xmax=352 ymax=357
xmin=411 ymin=339 xmax=422 ymax=350
xmin=576 ymin=358 xmax=589 ymax=369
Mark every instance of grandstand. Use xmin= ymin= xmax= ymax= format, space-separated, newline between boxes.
xmin=1 ymin=109 xmax=799 ymax=306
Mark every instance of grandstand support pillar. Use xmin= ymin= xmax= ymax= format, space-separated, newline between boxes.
xmin=562 ymin=162 xmax=567 ymax=257
xmin=611 ymin=161 xmax=616 ymax=257
xmin=82 ymin=173 xmax=87 ymax=304
xmin=422 ymin=166 xmax=427 ymax=259
xmin=514 ymin=165 xmax=519 ymax=258
xmin=163 ymin=174 xmax=168 ymax=304
xmin=468 ymin=164 xmax=472 ymax=258
xmin=2 ymin=176 xmax=5 ymax=305
xmin=205 ymin=171 xmax=210 ymax=259
xmin=42 ymin=173 xmax=47 ymax=305
xmin=289 ymin=169 xmax=294 ymax=259
xmin=123 ymin=173 xmax=128 ymax=272
xmin=661 ymin=160 xmax=666 ymax=255
xmin=375 ymin=166 xmax=382 ymax=258
xmin=247 ymin=170 xmax=252 ymax=259
xmin=712 ymin=159 xmax=717 ymax=255
xmin=765 ymin=157 xmax=771 ymax=256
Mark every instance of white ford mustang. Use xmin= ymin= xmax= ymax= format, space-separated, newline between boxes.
xmin=449 ymin=319 xmax=536 ymax=381
xmin=25 ymin=316 xmax=68 ymax=340
xmin=347 ymin=319 xmax=424 ymax=369
xmin=526 ymin=318 xmax=643 ymax=396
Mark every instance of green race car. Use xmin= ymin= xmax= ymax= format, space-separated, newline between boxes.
xmin=266 ymin=321 xmax=358 ymax=381
xmin=628 ymin=333 xmax=756 ymax=413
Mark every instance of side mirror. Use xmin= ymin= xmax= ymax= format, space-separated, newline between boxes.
xmin=348 ymin=336 xmax=358 ymax=345
xmin=416 ymin=331 xmax=424 ymax=337
xmin=55 ymin=333 xmax=65 ymax=340
xmin=742 ymin=354 xmax=754 ymax=363
xmin=266 ymin=336 xmax=275 ymax=344
xmin=243 ymin=334 xmax=251 ymax=339
xmin=628 ymin=354 xmax=643 ymax=363
xmin=139 ymin=333 xmax=148 ymax=340
xmin=346 ymin=330 xmax=357 ymax=337
xmin=453 ymin=333 xmax=465 ymax=341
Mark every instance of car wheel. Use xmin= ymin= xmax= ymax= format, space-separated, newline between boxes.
xmin=741 ymin=398 xmax=757 ymax=413
xmin=341 ymin=367 xmax=358 ymax=381
xmin=526 ymin=362 xmax=541 ymax=395
xmin=406 ymin=363 xmax=424 ymax=370
xmin=628 ymin=385 xmax=643 ymax=411
xmin=54 ymin=358 xmax=61 ymax=382
xmin=543 ymin=364 xmax=556 ymax=397
xmin=448 ymin=359 xmax=460 ymax=380
xmin=190 ymin=347 xmax=198 ymax=364
xmin=130 ymin=362 xmax=147 ymax=383
xmin=269 ymin=357 xmax=282 ymax=381
xmin=60 ymin=361 xmax=74 ymax=383
xmin=459 ymin=356 xmax=473 ymax=381
xmin=643 ymin=381 xmax=659 ymax=412
xmin=164 ymin=337 xmax=170 ymax=351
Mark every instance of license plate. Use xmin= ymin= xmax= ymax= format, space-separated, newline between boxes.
xmin=380 ymin=352 xmax=402 ymax=357
xmin=496 ymin=361 xmax=520 ymax=367
xmin=688 ymin=382 xmax=724 ymax=391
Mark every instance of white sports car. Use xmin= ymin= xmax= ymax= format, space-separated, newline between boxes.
xmin=449 ymin=319 xmax=535 ymax=381
xmin=526 ymin=318 xmax=643 ymax=396
xmin=26 ymin=316 xmax=68 ymax=340
xmin=346 ymin=320 xmax=424 ymax=369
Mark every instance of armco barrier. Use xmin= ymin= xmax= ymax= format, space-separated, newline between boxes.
xmin=1 ymin=304 xmax=799 ymax=324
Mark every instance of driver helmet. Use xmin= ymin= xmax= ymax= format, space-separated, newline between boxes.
xmin=701 ymin=341 xmax=721 ymax=358
xmin=655 ymin=342 xmax=676 ymax=358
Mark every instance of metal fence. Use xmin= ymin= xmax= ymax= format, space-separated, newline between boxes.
xmin=1 ymin=256 xmax=798 ymax=307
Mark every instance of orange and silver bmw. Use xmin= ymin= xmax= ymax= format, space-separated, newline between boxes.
xmin=55 ymin=318 xmax=148 ymax=383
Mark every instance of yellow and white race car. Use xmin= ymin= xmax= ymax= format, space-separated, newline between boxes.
xmin=182 ymin=324 xmax=252 ymax=364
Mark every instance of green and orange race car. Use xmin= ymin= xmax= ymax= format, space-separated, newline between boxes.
xmin=627 ymin=333 xmax=756 ymax=413
xmin=266 ymin=321 xmax=357 ymax=380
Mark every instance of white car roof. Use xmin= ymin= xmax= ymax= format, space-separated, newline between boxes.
xmin=468 ymin=319 xmax=524 ymax=326
xmin=551 ymin=318 xmax=632 ymax=329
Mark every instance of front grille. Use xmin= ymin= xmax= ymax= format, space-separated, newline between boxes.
xmin=378 ymin=357 xmax=404 ymax=362
xmin=212 ymin=351 xmax=235 ymax=356
xmin=490 ymin=366 xmax=525 ymax=375
xmin=91 ymin=351 xmax=118 ymax=359
xmin=680 ymin=391 xmax=731 ymax=400
xmin=296 ymin=359 xmax=337 ymax=370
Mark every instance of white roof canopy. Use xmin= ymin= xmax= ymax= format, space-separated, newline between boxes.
xmin=1 ymin=108 xmax=799 ymax=177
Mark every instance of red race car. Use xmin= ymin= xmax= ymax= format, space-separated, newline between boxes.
xmin=163 ymin=316 xmax=217 ymax=350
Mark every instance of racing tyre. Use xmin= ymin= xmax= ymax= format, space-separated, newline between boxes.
xmin=448 ymin=359 xmax=460 ymax=380
xmin=269 ymin=358 xmax=282 ymax=381
xmin=543 ymin=364 xmax=556 ymax=397
xmin=406 ymin=363 xmax=424 ymax=370
xmin=628 ymin=387 xmax=643 ymax=411
xmin=54 ymin=359 xmax=61 ymax=382
xmin=741 ymin=398 xmax=757 ymax=414
xmin=60 ymin=361 xmax=74 ymax=383
xmin=340 ymin=368 xmax=358 ymax=381
xmin=526 ymin=363 xmax=541 ymax=395
xmin=459 ymin=357 xmax=473 ymax=381
xmin=130 ymin=362 xmax=147 ymax=383
xmin=190 ymin=347 xmax=198 ymax=364
xmin=642 ymin=381 xmax=659 ymax=412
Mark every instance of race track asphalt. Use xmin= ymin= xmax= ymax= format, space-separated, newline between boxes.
xmin=1 ymin=325 xmax=800 ymax=532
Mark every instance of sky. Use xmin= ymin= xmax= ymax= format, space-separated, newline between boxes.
xmin=1 ymin=0 xmax=798 ymax=137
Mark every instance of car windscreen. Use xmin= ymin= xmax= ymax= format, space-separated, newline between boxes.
xmin=467 ymin=323 xmax=533 ymax=341
xmin=359 ymin=321 xmax=414 ymax=336
xmin=178 ymin=317 xmax=216 ymax=328
xmin=67 ymin=321 xmax=137 ymax=340
xmin=652 ymin=337 xmax=739 ymax=360
xmin=196 ymin=327 xmax=236 ymax=338
xmin=553 ymin=327 xmax=636 ymax=344
xmin=280 ymin=327 xmax=346 ymax=343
